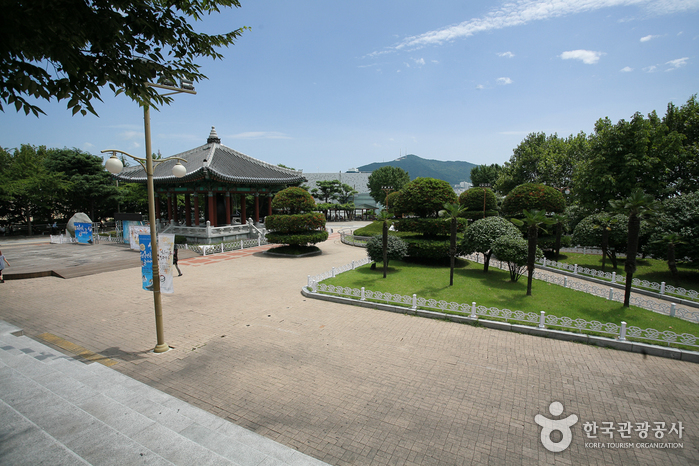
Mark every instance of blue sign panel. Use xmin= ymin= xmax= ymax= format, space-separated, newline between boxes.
xmin=139 ymin=234 xmax=154 ymax=291
xmin=75 ymin=222 xmax=93 ymax=244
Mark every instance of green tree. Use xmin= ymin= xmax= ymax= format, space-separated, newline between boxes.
xmin=492 ymin=235 xmax=540 ymax=282
xmin=367 ymin=166 xmax=410 ymax=205
xmin=470 ymin=164 xmax=502 ymax=187
xmin=439 ymin=203 xmax=466 ymax=286
xmin=366 ymin=234 xmax=408 ymax=273
xmin=495 ymin=132 xmax=585 ymax=195
xmin=266 ymin=187 xmax=328 ymax=247
xmin=459 ymin=187 xmax=497 ymax=220
xmin=310 ymin=180 xmax=342 ymax=204
xmin=44 ymin=147 xmax=120 ymax=220
xmin=511 ymin=210 xmax=556 ymax=296
xmin=572 ymin=213 xmax=629 ymax=269
xmin=460 ymin=216 xmax=522 ymax=272
xmin=609 ymin=189 xmax=660 ymax=307
xmin=662 ymin=95 xmax=699 ymax=195
xmin=1 ymin=0 xmax=247 ymax=116
xmin=0 ymin=145 xmax=72 ymax=234
xmin=501 ymin=183 xmax=565 ymax=217
xmin=644 ymin=191 xmax=699 ymax=263
xmin=394 ymin=177 xmax=457 ymax=218
xmin=574 ymin=111 xmax=680 ymax=211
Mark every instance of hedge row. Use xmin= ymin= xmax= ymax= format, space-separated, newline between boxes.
xmin=394 ymin=218 xmax=468 ymax=237
xmin=265 ymin=230 xmax=329 ymax=246
xmin=265 ymin=213 xmax=326 ymax=233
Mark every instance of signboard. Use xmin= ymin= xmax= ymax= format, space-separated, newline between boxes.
xmin=75 ymin=222 xmax=93 ymax=244
xmin=158 ymin=233 xmax=175 ymax=294
xmin=129 ymin=225 xmax=150 ymax=250
xmin=139 ymin=234 xmax=153 ymax=291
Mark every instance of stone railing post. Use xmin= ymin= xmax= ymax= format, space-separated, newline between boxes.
xmin=470 ymin=302 xmax=477 ymax=319
xmin=573 ymin=264 xmax=578 ymax=274
xmin=670 ymin=303 xmax=676 ymax=318
xmin=538 ymin=311 xmax=545 ymax=329
xmin=618 ymin=321 xmax=627 ymax=341
xmin=660 ymin=282 xmax=666 ymax=295
xmin=412 ymin=294 xmax=417 ymax=310
xmin=608 ymin=288 xmax=613 ymax=300
xmin=360 ymin=287 xmax=365 ymax=301
xmin=611 ymin=272 xmax=616 ymax=284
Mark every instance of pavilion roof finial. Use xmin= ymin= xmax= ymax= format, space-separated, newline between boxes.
xmin=207 ymin=126 xmax=221 ymax=144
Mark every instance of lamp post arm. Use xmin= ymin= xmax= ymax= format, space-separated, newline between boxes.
xmin=101 ymin=149 xmax=188 ymax=169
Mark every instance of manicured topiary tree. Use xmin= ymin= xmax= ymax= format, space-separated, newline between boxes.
xmin=265 ymin=187 xmax=328 ymax=247
xmin=460 ymin=216 xmax=522 ymax=272
xmin=492 ymin=235 xmax=541 ymax=282
xmin=501 ymin=183 xmax=565 ymax=216
xmin=366 ymin=235 xmax=408 ymax=270
xmin=572 ymin=213 xmax=629 ymax=269
xmin=394 ymin=177 xmax=457 ymax=218
xmin=459 ymin=187 xmax=498 ymax=220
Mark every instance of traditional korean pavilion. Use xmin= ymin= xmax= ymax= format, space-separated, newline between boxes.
xmin=114 ymin=127 xmax=305 ymax=241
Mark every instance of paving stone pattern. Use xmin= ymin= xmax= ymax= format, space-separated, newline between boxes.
xmin=0 ymin=232 xmax=697 ymax=465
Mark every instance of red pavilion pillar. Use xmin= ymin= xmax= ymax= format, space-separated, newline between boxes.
xmin=208 ymin=191 xmax=216 ymax=227
xmin=193 ymin=193 xmax=200 ymax=226
xmin=254 ymin=193 xmax=260 ymax=224
xmin=241 ymin=194 xmax=246 ymax=224
xmin=225 ymin=192 xmax=231 ymax=225
xmin=167 ymin=192 xmax=173 ymax=222
xmin=184 ymin=193 xmax=191 ymax=226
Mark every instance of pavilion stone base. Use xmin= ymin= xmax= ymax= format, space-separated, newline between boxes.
xmin=159 ymin=220 xmax=266 ymax=244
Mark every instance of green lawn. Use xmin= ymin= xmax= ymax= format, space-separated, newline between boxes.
xmin=552 ymin=252 xmax=699 ymax=297
xmin=321 ymin=258 xmax=699 ymax=349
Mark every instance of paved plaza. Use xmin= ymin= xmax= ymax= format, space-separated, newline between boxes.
xmin=0 ymin=229 xmax=697 ymax=465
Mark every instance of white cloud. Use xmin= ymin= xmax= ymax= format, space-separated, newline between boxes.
xmin=560 ymin=49 xmax=605 ymax=64
xmin=373 ymin=0 xmax=699 ymax=54
xmin=497 ymin=77 xmax=513 ymax=85
xmin=666 ymin=57 xmax=689 ymax=69
xmin=82 ymin=142 xmax=95 ymax=150
xmin=120 ymin=130 xmax=143 ymax=140
xmin=640 ymin=34 xmax=659 ymax=42
xmin=644 ymin=65 xmax=658 ymax=72
xmin=228 ymin=132 xmax=291 ymax=140
xmin=498 ymin=51 xmax=515 ymax=58
xmin=476 ymin=84 xmax=485 ymax=90
xmin=413 ymin=57 xmax=425 ymax=65
xmin=620 ymin=66 xmax=634 ymax=72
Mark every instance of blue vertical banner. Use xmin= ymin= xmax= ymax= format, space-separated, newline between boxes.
xmin=139 ymin=234 xmax=154 ymax=291
xmin=75 ymin=222 xmax=93 ymax=244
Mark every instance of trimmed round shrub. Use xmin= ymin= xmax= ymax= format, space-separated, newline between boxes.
xmin=572 ymin=213 xmax=628 ymax=250
xmin=393 ymin=177 xmax=458 ymax=218
xmin=271 ymin=187 xmax=316 ymax=214
xmin=460 ymin=216 xmax=522 ymax=256
xmin=267 ymin=187 xmax=327 ymax=246
xmin=265 ymin=213 xmax=326 ymax=232
xmin=394 ymin=218 xmax=468 ymax=237
xmin=501 ymin=183 xmax=565 ymax=216
xmin=492 ymin=235 xmax=542 ymax=282
xmin=459 ymin=187 xmax=497 ymax=211
xmin=366 ymin=235 xmax=408 ymax=266
xmin=385 ymin=191 xmax=401 ymax=212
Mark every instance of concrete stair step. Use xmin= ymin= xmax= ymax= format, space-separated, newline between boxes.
xmin=0 ymin=321 xmax=328 ymax=466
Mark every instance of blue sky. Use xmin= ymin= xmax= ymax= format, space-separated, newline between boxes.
xmin=1 ymin=0 xmax=697 ymax=174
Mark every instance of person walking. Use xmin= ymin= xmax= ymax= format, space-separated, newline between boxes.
xmin=173 ymin=247 xmax=182 ymax=277
xmin=0 ymin=250 xmax=10 ymax=283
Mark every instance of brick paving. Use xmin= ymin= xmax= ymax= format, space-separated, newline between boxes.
xmin=0 ymin=231 xmax=697 ymax=465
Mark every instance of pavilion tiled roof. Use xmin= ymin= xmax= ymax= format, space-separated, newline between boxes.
xmin=114 ymin=127 xmax=305 ymax=186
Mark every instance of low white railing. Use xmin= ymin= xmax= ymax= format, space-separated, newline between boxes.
xmin=178 ymin=236 xmax=269 ymax=256
xmin=304 ymin=259 xmax=699 ymax=350
xmin=539 ymin=257 xmax=699 ymax=302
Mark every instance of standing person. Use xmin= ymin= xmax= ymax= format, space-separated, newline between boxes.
xmin=0 ymin=251 xmax=10 ymax=283
xmin=173 ymin=247 xmax=182 ymax=277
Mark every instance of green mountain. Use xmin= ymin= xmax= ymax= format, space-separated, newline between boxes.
xmin=357 ymin=154 xmax=476 ymax=185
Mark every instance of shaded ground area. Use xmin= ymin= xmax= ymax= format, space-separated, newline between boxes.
xmin=0 ymin=230 xmax=697 ymax=465
xmin=0 ymin=240 xmax=197 ymax=279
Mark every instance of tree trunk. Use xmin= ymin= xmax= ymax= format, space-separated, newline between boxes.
xmin=382 ymin=221 xmax=388 ymax=279
xmin=623 ymin=214 xmax=641 ymax=307
xmin=449 ymin=218 xmax=456 ymax=286
xmin=554 ymin=222 xmax=562 ymax=261
xmin=667 ymin=243 xmax=679 ymax=285
xmin=601 ymin=228 xmax=609 ymax=270
xmin=483 ymin=251 xmax=492 ymax=272
xmin=527 ymin=224 xmax=538 ymax=296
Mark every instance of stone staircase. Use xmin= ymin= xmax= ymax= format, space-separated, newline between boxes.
xmin=0 ymin=321 xmax=327 ymax=466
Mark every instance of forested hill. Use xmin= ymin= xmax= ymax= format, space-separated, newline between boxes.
xmin=357 ymin=154 xmax=476 ymax=185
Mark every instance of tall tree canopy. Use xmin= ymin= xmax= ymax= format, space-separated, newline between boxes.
xmin=470 ymin=163 xmax=502 ymax=187
xmin=495 ymin=132 xmax=586 ymax=195
xmin=367 ymin=166 xmax=410 ymax=206
xmin=1 ymin=0 xmax=246 ymax=116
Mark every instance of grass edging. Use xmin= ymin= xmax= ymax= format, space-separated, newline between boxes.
xmin=301 ymin=286 xmax=699 ymax=364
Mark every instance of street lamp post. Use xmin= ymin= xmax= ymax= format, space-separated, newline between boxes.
xmin=478 ymin=183 xmax=491 ymax=218
xmin=102 ymin=78 xmax=195 ymax=353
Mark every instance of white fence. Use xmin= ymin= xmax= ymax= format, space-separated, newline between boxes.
xmin=539 ymin=257 xmax=699 ymax=302
xmin=305 ymin=259 xmax=699 ymax=350
xmin=178 ymin=236 xmax=269 ymax=256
